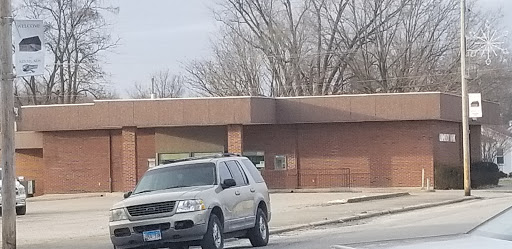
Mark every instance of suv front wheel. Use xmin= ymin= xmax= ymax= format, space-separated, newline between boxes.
xmin=248 ymin=208 xmax=269 ymax=247
xmin=201 ymin=214 xmax=224 ymax=249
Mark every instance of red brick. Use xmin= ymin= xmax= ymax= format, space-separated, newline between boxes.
xmin=43 ymin=130 xmax=111 ymax=193
xmin=227 ymin=125 xmax=243 ymax=154
xmin=122 ymin=127 xmax=137 ymax=191
xmin=16 ymin=149 xmax=44 ymax=195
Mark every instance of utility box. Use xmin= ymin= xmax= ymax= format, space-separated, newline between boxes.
xmin=19 ymin=180 xmax=35 ymax=197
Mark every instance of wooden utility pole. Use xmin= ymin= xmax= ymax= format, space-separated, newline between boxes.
xmin=460 ymin=0 xmax=471 ymax=196
xmin=0 ymin=0 xmax=17 ymax=247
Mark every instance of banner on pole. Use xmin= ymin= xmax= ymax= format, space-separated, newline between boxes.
xmin=13 ymin=20 xmax=45 ymax=77
xmin=468 ymin=93 xmax=483 ymax=118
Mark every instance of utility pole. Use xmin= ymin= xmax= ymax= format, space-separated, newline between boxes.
xmin=460 ymin=0 xmax=471 ymax=196
xmin=0 ymin=0 xmax=16 ymax=246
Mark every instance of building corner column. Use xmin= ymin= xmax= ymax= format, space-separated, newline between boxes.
xmin=122 ymin=127 xmax=137 ymax=191
xmin=470 ymin=125 xmax=482 ymax=163
xmin=227 ymin=124 xmax=243 ymax=155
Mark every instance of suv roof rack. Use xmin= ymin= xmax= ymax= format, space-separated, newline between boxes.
xmin=160 ymin=153 xmax=241 ymax=164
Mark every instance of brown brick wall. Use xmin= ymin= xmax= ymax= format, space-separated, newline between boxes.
xmin=43 ymin=130 xmax=111 ymax=193
xmin=297 ymin=122 xmax=434 ymax=188
xmin=136 ymin=129 xmax=155 ymax=181
xmin=228 ymin=125 xmax=244 ymax=154
xmin=244 ymin=125 xmax=299 ymax=189
xmin=16 ymin=149 xmax=44 ymax=195
xmin=433 ymin=121 xmax=462 ymax=168
xmin=110 ymin=130 xmax=123 ymax=192
xmin=245 ymin=122 xmax=435 ymax=189
xmin=122 ymin=127 xmax=137 ymax=191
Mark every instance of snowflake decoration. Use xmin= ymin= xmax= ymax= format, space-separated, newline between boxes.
xmin=468 ymin=21 xmax=509 ymax=65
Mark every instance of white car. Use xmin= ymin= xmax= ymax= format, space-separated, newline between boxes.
xmin=0 ymin=169 xmax=27 ymax=215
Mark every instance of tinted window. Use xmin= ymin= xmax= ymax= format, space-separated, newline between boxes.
xmin=241 ymin=158 xmax=265 ymax=183
xmin=226 ymin=160 xmax=248 ymax=186
xmin=218 ymin=162 xmax=232 ymax=183
xmin=234 ymin=161 xmax=250 ymax=184
xmin=133 ymin=163 xmax=216 ymax=194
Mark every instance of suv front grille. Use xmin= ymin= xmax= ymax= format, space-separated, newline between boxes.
xmin=133 ymin=223 xmax=171 ymax=233
xmin=126 ymin=201 xmax=176 ymax=217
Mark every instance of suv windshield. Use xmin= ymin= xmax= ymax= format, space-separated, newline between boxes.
xmin=133 ymin=163 xmax=216 ymax=195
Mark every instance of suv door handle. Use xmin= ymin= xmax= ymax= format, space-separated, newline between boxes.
xmin=250 ymin=188 xmax=256 ymax=193
xmin=235 ymin=191 xmax=241 ymax=196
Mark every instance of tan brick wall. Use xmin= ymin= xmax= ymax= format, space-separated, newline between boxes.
xmin=228 ymin=125 xmax=244 ymax=154
xmin=43 ymin=130 xmax=111 ymax=193
xmin=122 ymin=127 xmax=137 ymax=191
xmin=16 ymin=149 xmax=44 ymax=195
xmin=136 ymin=129 xmax=155 ymax=181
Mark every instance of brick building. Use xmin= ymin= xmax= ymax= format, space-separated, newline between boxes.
xmin=11 ymin=92 xmax=500 ymax=195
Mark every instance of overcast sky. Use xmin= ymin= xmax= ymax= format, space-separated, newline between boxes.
xmin=104 ymin=0 xmax=512 ymax=97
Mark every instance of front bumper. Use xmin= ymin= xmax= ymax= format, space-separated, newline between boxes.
xmin=0 ymin=196 xmax=27 ymax=208
xmin=109 ymin=210 xmax=209 ymax=249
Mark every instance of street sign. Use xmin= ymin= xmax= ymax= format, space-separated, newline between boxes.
xmin=468 ymin=93 xmax=482 ymax=118
xmin=13 ymin=19 xmax=45 ymax=77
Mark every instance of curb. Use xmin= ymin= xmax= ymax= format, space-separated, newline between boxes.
xmin=346 ymin=192 xmax=410 ymax=203
xmin=269 ymin=196 xmax=480 ymax=235
xmin=27 ymin=193 xmax=112 ymax=202
xmin=269 ymin=188 xmax=358 ymax=193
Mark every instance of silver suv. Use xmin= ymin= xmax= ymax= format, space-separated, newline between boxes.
xmin=109 ymin=154 xmax=271 ymax=249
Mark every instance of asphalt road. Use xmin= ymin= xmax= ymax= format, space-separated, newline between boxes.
xmin=7 ymin=193 xmax=512 ymax=249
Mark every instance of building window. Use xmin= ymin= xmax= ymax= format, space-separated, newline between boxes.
xmin=158 ymin=152 xmax=223 ymax=165
xmin=274 ymin=155 xmax=287 ymax=170
xmin=192 ymin=152 xmax=222 ymax=158
xmin=158 ymin=153 xmax=190 ymax=165
xmin=497 ymin=149 xmax=504 ymax=165
xmin=243 ymin=151 xmax=265 ymax=169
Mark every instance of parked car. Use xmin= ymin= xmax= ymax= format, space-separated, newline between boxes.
xmin=0 ymin=169 xmax=27 ymax=215
xmin=109 ymin=154 xmax=271 ymax=249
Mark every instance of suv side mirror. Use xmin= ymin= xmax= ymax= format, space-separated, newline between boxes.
xmin=124 ymin=191 xmax=132 ymax=199
xmin=221 ymin=179 xmax=236 ymax=189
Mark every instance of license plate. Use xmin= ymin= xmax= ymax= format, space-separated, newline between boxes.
xmin=142 ymin=230 xmax=162 ymax=242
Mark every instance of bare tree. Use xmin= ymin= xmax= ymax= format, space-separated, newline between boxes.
xmin=18 ymin=0 xmax=119 ymax=105
xmin=185 ymin=29 xmax=265 ymax=97
xmin=482 ymin=126 xmax=512 ymax=163
xmin=197 ymin=0 xmax=411 ymax=97
xmin=128 ymin=70 xmax=184 ymax=99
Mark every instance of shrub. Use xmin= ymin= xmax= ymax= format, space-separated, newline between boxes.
xmin=498 ymin=171 xmax=508 ymax=179
xmin=435 ymin=162 xmax=501 ymax=189
xmin=471 ymin=162 xmax=501 ymax=187
xmin=435 ymin=166 xmax=463 ymax=190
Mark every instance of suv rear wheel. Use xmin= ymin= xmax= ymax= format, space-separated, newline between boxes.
xmin=16 ymin=206 xmax=26 ymax=215
xmin=248 ymin=208 xmax=269 ymax=247
xmin=201 ymin=214 xmax=224 ymax=249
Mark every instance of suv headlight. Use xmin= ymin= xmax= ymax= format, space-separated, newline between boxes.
xmin=110 ymin=208 xmax=128 ymax=222
xmin=18 ymin=186 xmax=26 ymax=196
xmin=176 ymin=200 xmax=206 ymax=213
